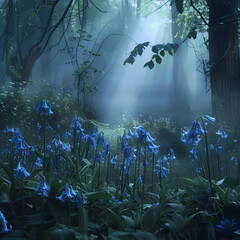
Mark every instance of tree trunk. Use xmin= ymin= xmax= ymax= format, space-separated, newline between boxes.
xmin=171 ymin=2 xmax=191 ymax=126
xmin=207 ymin=0 xmax=240 ymax=126
xmin=10 ymin=47 xmax=41 ymax=87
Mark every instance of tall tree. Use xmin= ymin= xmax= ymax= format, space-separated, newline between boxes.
xmin=171 ymin=1 xmax=191 ymax=125
xmin=206 ymin=0 xmax=239 ymax=126
xmin=0 ymin=0 xmax=74 ymax=86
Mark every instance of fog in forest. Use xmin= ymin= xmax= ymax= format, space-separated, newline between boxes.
xmin=25 ymin=2 xmax=211 ymax=126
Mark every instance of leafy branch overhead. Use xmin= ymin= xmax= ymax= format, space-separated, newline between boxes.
xmin=123 ymin=42 xmax=179 ymax=70
xmin=123 ymin=27 xmax=197 ymax=70
xmin=123 ymin=42 xmax=150 ymax=65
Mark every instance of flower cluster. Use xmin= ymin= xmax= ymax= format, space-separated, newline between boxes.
xmin=57 ymin=185 xmax=87 ymax=207
xmin=181 ymin=120 xmax=204 ymax=146
xmin=35 ymin=176 xmax=50 ymax=197
xmin=0 ymin=211 xmax=12 ymax=234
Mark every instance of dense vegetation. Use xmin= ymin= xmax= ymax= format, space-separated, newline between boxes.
xmin=0 ymin=89 xmax=239 ymax=240
xmin=0 ymin=0 xmax=240 ymax=239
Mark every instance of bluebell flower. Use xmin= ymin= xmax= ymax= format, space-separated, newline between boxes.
xmin=234 ymin=139 xmax=238 ymax=143
xmin=203 ymin=115 xmax=216 ymax=124
xmin=0 ymin=211 xmax=12 ymax=234
xmin=103 ymin=142 xmax=111 ymax=155
xmin=168 ymin=149 xmax=176 ymax=160
xmin=135 ymin=126 xmax=147 ymax=143
xmin=216 ymin=218 xmax=240 ymax=236
xmin=231 ymin=157 xmax=238 ymax=164
xmin=45 ymin=125 xmax=53 ymax=130
xmin=125 ymin=147 xmax=136 ymax=173
xmin=137 ymin=176 xmax=142 ymax=183
xmin=35 ymin=100 xmax=53 ymax=116
xmin=70 ymin=114 xmax=84 ymax=133
xmin=209 ymin=144 xmax=214 ymax=150
xmin=181 ymin=120 xmax=204 ymax=146
xmin=161 ymin=167 xmax=169 ymax=178
xmin=162 ymin=155 xmax=169 ymax=167
xmin=216 ymin=146 xmax=223 ymax=155
xmin=2 ymin=127 xmax=15 ymax=133
xmin=37 ymin=123 xmax=41 ymax=131
xmin=72 ymin=191 xmax=87 ymax=207
xmin=148 ymin=142 xmax=159 ymax=154
xmin=110 ymin=155 xmax=118 ymax=165
xmin=109 ymin=196 xmax=121 ymax=204
xmin=35 ymin=157 xmax=42 ymax=167
xmin=97 ymin=132 xmax=105 ymax=145
xmin=196 ymin=168 xmax=201 ymax=174
xmin=89 ymin=126 xmax=98 ymax=138
xmin=64 ymin=131 xmax=72 ymax=139
xmin=156 ymin=157 xmax=162 ymax=168
xmin=189 ymin=147 xmax=198 ymax=161
xmin=123 ymin=192 xmax=130 ymax=198
xmin=56 ymin=185 xmax=75 ymax=202
xmin=140 ymin=147 xmax=145 ymax=158
xmin=14 ymin=162 xmax=30 ymax=179
xmin=96 ymin=152 xmax=104 ymax=163
xmin=84 ymin=134 xmax=97 ymax=148
xmin=9 ymin=128 xmax=23 ymax=146
xmin=59 ymin=142 xmax=71 ymax=152
xmin=216 ymin=127 xmax=228 ymax=142
xmin=128 ymin=129 xmax=134 ymax=137
xmin=35 ymin=176 xmax=50 ymax=197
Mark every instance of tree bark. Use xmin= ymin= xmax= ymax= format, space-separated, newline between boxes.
xmin=207 ymin=0 xmax=240 ymax=126
xmin=171 ymin=2 xmax=191 ymax=126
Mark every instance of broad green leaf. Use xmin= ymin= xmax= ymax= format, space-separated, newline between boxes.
xmin=86 ymin=191 xmax=112 ymax=201
xmin=155 ymin=55 xmax=162 ymax=64
xmin=213 ymin=184 xmax=225 ymax=202
xmin=152 ymin=46 xmax=158 ymax=53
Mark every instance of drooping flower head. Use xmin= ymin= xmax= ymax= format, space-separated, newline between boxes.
xmin=96 ymin=132 xmax=105 ymax=146
xmin=216 ymin=127 xmax=228 ymax=142
xmin=14 ymin=162 xmax=30 ymax=179
xmin=0 ymin=211 xmax=12 ymax=234
xmin=189 ymin=147 xmax=198 ymax=161
xmin=231 ymin=157 xmax=238 ymax=165
xmin=72 ymin=191 xmax=87 ymax=207
xmin=181 ymin=120 xmax=204 ymax=146
xmin=103 ymin=142 xmax=111 ymax=155
xmin=35 ymin=100 xmax=53 ymax=116
xmin=216 ymin=218 xmax=240 ymax=238
xmin=56 ymin=185 xmax=76 ymax=202
xmin=2 ymin=127 xmax=15 ymax=133
xmin=168 ymin=148 xmax=176 ymax=160
xmin=203 ymin=115 xmax=216 ymax=124
xmin=70 ymin=114 xmax=84 ymax=134
xmin=216 ymin=146 xmax=223 ymax=155
xmin=35 ymin=176 xmax=50 ymax=197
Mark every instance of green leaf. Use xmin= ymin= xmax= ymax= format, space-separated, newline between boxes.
xmin=155 ymin=55 xmax=162 ymax=64
xmin=148 ymin=60 xmax=154 ymax=69
xmin=86 ymin=191 xmax=112 ymax=201
xmin=182 ymin=177 xmax=196 ymax=186
xmin=106 ymin=208 xmax=125 ymax=231
xmin=213 ymin=184 xmax=225 ymax=202
xmin=137 ymin=49 xmax=143 ymax=56
xmin=131 ymin=231 xmax=157 ymax=240
xmin=160 ymin=50 xmax=165 ymax=57
xmin=222 ymin=177 xmax=239 ymax=188
xmin=60 ymin=152 xmax=76 ymax=168
xmin=152 ymin=46 xmax=159 ymax=53
xmin=122 ymin=216 xmax=135 ymax=228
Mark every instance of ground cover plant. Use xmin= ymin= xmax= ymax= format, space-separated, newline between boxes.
xmin=0 ymin=98 xmax=240 ymax=240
